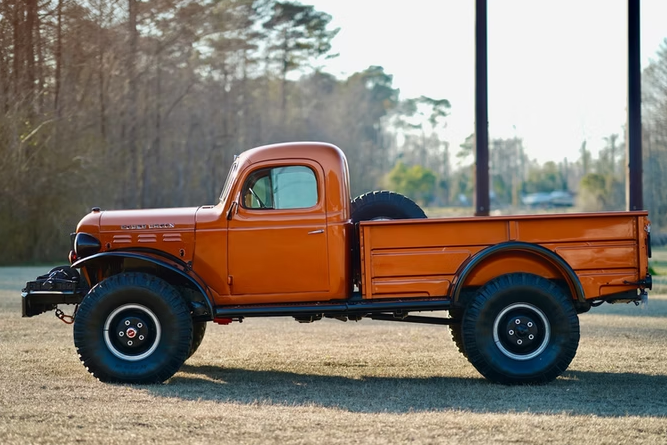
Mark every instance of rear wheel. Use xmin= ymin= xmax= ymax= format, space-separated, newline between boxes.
xmin=73 ymin=273 xmax=193 ymax=383
xmin=462 ymin=273 xmax=579 ymax=385
xmin=350 ymin=191 xmax=426 ymax=222
xmin=448 ymin=309 xmax=466 ymax=357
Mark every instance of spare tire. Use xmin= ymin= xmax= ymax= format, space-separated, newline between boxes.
xmin=350 ymin=191 xmax=426 ymax=222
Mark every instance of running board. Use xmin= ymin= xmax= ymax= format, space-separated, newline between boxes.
xmin=368 ymin=314 xmax=455 ymax=325
xmin=213 ymin=298 xmax=452 ymax=319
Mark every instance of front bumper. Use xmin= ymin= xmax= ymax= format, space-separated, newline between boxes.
xmin=22 ymin=267 xmax=86 ymax=317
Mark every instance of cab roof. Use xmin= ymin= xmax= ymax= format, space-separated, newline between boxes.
xmin=239 ymin=142 xmax=347 ymax=167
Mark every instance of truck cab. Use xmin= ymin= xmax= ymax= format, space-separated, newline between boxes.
xmin=194 ymin=142 xmax=353 ymax=305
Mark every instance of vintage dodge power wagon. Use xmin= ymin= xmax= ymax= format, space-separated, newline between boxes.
xmin=22 ymin=142 xmax=652 ymax=385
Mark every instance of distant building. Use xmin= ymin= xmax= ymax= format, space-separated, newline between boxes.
xmin=521 ymin=191 xmax=574 ymax=208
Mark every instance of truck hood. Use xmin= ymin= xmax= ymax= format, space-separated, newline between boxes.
xmin=98 ymin=207 xmax=199 ymax=232
xmin=73 ymin=207 xmax=200 ymax=263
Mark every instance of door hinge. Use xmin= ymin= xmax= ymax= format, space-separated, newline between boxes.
xmin=227 ymin=275 xmax=233 ymax=285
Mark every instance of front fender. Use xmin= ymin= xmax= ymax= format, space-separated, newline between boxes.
xmin=73 ymin=251 xmax=214 ymax=320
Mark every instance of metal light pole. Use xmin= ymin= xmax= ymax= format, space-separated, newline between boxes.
xmin=474 ymin=0 xmax=490 ymax=216
xmin=627 ymin=0 xmax=643 ymax=210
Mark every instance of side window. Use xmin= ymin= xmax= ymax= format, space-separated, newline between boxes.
xmin=241 ymin=166 xmax=318 ymax=210
xmin=272 ymin=166 xmax=318 ymax=209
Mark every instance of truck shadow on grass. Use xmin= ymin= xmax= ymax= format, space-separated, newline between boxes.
xmin=148 ymin=364 xmax=667 ymax=416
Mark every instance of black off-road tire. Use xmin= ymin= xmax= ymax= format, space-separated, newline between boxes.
xmin=350 ymin=191 xmax=426 ymax=222
xmin=187 ymin=321 xmax=207 ymax=359
xmin=462 ymin=273 xmax=580 ymax=385
xmin=448 ymin=308 xmax=466 ymax=358
xmin=73 ymin=273 xmax=193 ymax=384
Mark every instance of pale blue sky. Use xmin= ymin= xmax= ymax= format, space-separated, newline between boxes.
xmin=306 ymin=0 xmax=667 ymax=165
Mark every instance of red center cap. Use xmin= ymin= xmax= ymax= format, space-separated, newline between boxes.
xmin=126 ymin=327 xmax=137 ymax=339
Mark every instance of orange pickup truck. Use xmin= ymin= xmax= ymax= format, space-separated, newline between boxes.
xmin=22 ymin=142 xmax=652 ymax=385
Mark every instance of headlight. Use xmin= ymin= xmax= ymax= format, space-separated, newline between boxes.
xmin=74 ymin=233 xmax=101 ymax=258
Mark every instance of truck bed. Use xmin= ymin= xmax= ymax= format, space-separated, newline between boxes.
xmin=358 ymin=211 xmax=651 ymax=301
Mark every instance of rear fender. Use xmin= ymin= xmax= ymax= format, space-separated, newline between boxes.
xmin=73 ymin=251 xmax=213 ymax=320
xmin=451 ymin=242 xmax=586 ymax=306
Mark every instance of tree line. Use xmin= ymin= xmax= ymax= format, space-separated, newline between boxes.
xmin=1 ymin=1 xmax=666 ymax=264
xmin=389 ymin=40 xmax=667 ymax=229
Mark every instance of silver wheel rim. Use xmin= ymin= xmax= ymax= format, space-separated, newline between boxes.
xmin=103 ymin=304 xmax=161 ymax=361
xmin=492 ymin=302 xmax=550 ymax=361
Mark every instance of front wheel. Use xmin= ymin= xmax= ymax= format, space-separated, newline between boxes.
xmin=187 ymin=321 xmax=207 ymax=359
xmin=73 ymin=273 xmax=193 ymax=383
xmin=462 ymin=273 xmax=580 ymax=385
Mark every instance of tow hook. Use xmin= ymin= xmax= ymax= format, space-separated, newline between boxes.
xmin=55 ymin=305 xmax=78 ymax=324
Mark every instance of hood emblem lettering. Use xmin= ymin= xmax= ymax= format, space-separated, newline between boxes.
xmin=121 ymin=223 xmax=175 ymax=230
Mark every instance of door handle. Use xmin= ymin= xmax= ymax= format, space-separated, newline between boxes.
xmin=308 ymin=229 xmax=324 ymax=235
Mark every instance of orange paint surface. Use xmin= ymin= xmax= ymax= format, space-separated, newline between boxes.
xmin=74 ymin=142 xmax=651 ymax=306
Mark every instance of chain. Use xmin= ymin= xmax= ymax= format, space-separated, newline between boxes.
xmin=54 ymin=305 xmax=78 ymax=324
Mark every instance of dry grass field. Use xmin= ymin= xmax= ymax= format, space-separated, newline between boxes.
xmin=2 ymin=266 xmax=667 ymax=445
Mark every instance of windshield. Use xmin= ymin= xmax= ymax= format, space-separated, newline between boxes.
xmin=219 ymin=160 xmax=239 ymax=205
